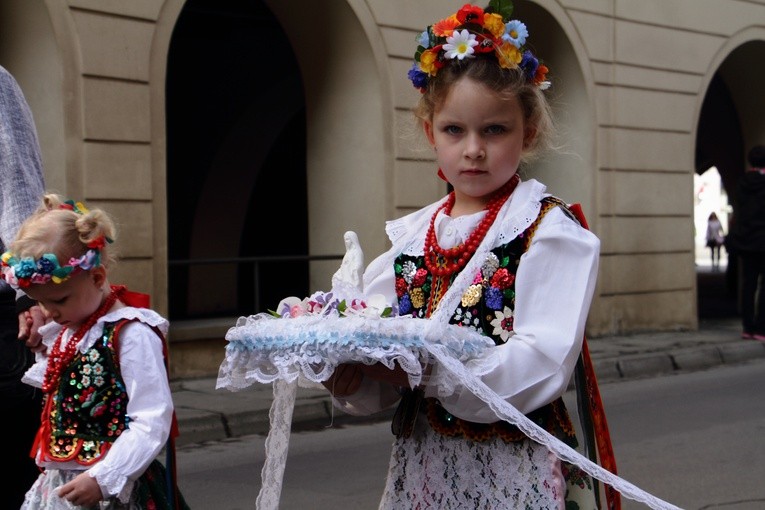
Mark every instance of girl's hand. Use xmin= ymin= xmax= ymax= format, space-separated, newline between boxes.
xmin=18 ymin=305 xmax=46 ymax=353
xmin=360 ymin=361 xmax=412 ymax=387
xmin=56 ymin=472 xmax=102 ymax=507
xmin=322 ymin=362 xmax=415 ymax=397
xmin=322 ymin=363 xmax=365 ymax=397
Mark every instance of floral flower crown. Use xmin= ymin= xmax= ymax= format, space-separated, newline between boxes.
xmin=0 ymin=200 xmax=112 ymax=289
xmin=408 ymin=0 xmax=550 ymax=93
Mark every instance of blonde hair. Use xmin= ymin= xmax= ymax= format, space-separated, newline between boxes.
xmin=11 ymin=194 xmax=117 ymax=267
xmin=413 ymin=58 xmax=555 ymax=163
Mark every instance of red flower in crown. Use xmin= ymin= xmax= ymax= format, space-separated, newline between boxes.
xmin=456 ymin=4 xmax=484 ymax=24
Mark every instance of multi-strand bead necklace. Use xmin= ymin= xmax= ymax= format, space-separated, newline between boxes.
xmin=42 ymin=288 xmax=120 ymax=393
xmin=424 ymin=174 xmax=520 ymax=278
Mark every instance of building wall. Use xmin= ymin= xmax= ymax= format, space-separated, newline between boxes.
xmin=2 ymin=0 xmax=765 ymax=375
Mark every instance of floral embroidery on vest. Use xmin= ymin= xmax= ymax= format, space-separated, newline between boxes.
xmin=44 ymin=321 xmax=129 ymax=464
xmin=393 ymin=197 xmax=578 ymax=445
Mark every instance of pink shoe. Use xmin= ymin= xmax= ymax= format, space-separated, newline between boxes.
xmin=742 ymin=332 xmax=754 ymax=339
xmin=753 ymin=334 xmax=765 ymax=342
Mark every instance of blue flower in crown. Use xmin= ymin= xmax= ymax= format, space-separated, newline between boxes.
xmin=15 ymin=258 xmax=36 ymax=279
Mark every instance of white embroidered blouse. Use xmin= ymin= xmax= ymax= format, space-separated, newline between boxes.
xmin=337 ymin=178 xmax=601 ymax=423
xmin=23 ymin=306 xmax=173 ymax=503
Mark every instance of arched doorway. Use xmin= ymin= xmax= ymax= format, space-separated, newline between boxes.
xmin=695 ymin=40 xmax=765 ymax=320
xmin=166 ymin=0 xmax=308 ymax=320
xmin=515 ymin=1 xmax=596 ymax=215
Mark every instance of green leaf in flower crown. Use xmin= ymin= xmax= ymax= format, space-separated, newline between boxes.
xmin=487 ymin=0 xmax=514 ymax=21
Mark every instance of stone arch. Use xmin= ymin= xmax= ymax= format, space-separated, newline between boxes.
xmin=693 ymin=28 xmax=765 ymax=318
xmin=265 ymin=0 xmax=392 ymax=292
xmin=517 ymin=0 xmax=599 ymax=226
xmin=0 ymin=0 xmax=76 ymax=195
xmin=153 ymin=0 xmax=391 ymax=319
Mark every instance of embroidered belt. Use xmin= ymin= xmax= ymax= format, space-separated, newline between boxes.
xmin=392 ymin=388 xmax=577 ymax=446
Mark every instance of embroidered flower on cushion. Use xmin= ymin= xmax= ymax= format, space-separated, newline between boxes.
xmin=490 ymin=306 xmax=515 ymax=341
xmin=273 ymin=290 xmax=393 ymax=319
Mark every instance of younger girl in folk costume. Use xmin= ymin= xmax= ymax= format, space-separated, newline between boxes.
xmin=324 ymin=1 xmax=604 ymax=508
xmin=1 ymin=195 xmax=188 ymax=509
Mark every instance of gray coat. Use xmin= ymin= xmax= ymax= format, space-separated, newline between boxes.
xmin=0 ymin=65 xmax=46 ymax=294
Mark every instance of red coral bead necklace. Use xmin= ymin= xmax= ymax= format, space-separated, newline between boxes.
xmin=42 ymin=286 xmax=121 ymax=393
xmin=424 ymin=174 xmax=520 ymax=277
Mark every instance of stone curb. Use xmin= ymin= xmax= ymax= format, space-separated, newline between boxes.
xmin=172 ymin=337 xmax=765 ymax=447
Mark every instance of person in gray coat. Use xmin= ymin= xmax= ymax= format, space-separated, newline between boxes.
xmin=0 ymin=64 xmax=46 ymax=509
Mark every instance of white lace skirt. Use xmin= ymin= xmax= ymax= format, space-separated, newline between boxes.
xmin=379 ymin=422 xmax=567 ymax=510
xmin=21 ymin=469 xmax=137 ymax=510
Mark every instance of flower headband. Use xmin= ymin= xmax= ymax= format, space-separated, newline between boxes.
xmin=407 ymin=0 xmax=550 ymax=93
xmin=0 ymin=200 xmax=111 ymax=289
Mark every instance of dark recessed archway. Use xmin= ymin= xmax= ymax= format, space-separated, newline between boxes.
xmin=166 ymin=0 xmax=307 ymax=320
xmin=694 ymin=39 xmax=765 ymax=320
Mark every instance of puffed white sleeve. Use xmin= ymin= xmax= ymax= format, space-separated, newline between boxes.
xmin=424 ymin=207 xmax=600 ymax=422
xmin=87 ymin=322 xmax=174 ymax=502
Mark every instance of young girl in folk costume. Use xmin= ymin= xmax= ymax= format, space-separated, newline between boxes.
xmin=323 ymin=1 xmax=603 ymax=508
xmin=1 ymin=195 xmax=188 ymax=509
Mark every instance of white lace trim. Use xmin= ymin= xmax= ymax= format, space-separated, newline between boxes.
xmin=22 ymin=307 xmax=168 ymax=389
xmin=216 ymin=313 xmax=493 ymax=392
xmin=256 ymin=379 xmax=296 ymax=510
xmin=36 ymin=306 xmax=168 ymax=355
xmin=217 ymin=178 xmax=680 ymax=510
xmin=217 ymin=313 xmax=681 ymax=510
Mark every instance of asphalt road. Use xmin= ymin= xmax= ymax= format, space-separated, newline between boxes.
xmin=175 ymin=358 xmax=765 ymax=510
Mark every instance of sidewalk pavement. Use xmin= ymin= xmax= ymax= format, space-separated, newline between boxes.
xmin=169 ymin=318 xmax=765 ymax=447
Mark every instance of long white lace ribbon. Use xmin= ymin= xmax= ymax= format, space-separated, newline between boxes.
xmin=217 ymin=316 xmax=682 ymax=510
xmin=422 ymin=338 xmax=682 ymax=510
xmin=255 ymin=379 xmax=296 ymax=510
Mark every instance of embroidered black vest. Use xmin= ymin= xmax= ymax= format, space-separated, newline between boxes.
xmin=42 ymin=321 xmax=130 ymax=464
xmin=393 ymin=197 xmax=578 ymax=446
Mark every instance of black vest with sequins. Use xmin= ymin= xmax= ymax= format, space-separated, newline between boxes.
xmin=393 ymin=197 xmax=578 ymax=445
xmin=41 ymin=321 xmax=131 ymax=464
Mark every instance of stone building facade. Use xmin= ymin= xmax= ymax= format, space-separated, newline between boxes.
xmin=1 ymin=0 xmax=762 ymax=377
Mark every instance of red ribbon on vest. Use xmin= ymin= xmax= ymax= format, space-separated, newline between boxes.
xmin=569 ymin=203 xmax=621 ymax=510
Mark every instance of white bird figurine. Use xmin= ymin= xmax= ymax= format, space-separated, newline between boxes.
xmin=331 ymin=231 xmax=365 ymax=299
